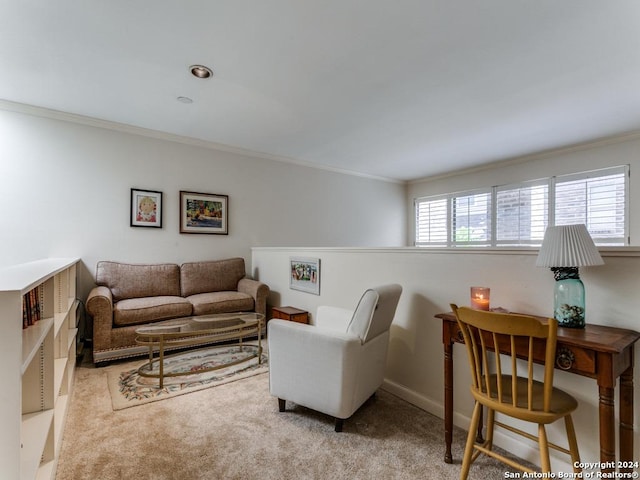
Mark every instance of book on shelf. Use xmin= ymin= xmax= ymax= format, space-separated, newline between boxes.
xmin=22 ymin=286 xmax=41 ymax=329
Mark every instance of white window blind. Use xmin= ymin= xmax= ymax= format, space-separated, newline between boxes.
xmin=414 ymin=165 xmax=628 ymax=247
xmin=415 ymin=197 xmax=448 ymax=246
xmin=554 ymin=166 xmax=628 ymax=245
xmin=495 ymin=181 xmax=548 ymax=246
xmin=452 ymin=191 xmax=491 ymax=246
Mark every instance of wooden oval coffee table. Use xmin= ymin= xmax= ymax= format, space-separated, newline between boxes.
xmin=135 ymin=312 xmax=264 ymax=388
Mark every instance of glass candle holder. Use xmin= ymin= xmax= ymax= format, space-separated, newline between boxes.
xmin=470 ymin=287 xmax=490 ymax=311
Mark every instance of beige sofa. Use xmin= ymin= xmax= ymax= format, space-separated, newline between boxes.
xmin=86 ymin=258 xmax=269 ymax=364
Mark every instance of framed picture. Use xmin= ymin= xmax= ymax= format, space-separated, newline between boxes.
xmin=180 ymin=191 xmax=228 ymax=234
xmin=290 ymin=257 xmax=320 ymax=295
xmin=130 ymin=188 xmax=162 ymax=228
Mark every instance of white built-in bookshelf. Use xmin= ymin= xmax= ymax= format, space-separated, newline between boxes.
xmin=0 ymin=258 xmax=79 ymax=480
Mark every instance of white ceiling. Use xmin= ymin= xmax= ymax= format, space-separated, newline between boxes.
xmin=2 ymin=1 xmax=640 ymax=182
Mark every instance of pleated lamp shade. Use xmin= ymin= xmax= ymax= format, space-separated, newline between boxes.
xmin=536 ymin=224 xmax=604 ymax=268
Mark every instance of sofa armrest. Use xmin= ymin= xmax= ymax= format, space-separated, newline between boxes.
xmin=86 ymin=286 xmax=114 ymax=353
xmin=237 ymin=278 xmax=269 ymax=316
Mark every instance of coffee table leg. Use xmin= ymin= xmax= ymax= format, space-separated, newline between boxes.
xmin=159 ymin=338 xmax=165 ymax=389
xmin=258 ymin=319 xmax=263 ymax=364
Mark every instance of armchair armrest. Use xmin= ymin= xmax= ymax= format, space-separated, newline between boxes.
xmin=237 ymin=278 xmax=269 ymax=316
xmin=86 ymin=286 xmax=113 ymax=350
xmin=268 ymin=319 xmax=362 ymax=419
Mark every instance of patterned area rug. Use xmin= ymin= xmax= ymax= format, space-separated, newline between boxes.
xmin=106 ymin=343 xmax=268 ymax=410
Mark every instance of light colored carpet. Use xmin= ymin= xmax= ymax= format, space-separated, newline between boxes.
xmin=107 ymin=344 xmax=268 ymax=410
xmin=56 ymin=354 xmax=528 ymax=480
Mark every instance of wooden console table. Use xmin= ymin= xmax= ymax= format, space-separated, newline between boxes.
xmin=435 ymin=311 xmax=640 ymax=474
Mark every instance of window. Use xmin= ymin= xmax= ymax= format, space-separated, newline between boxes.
xmin=415 ymin=197 xmax=448 ymax=246
xmin=495 ymin=180 xmax=548 ymax=246
xmin=414 ymin=166 xmax=629 ymax=247
xmin=414 ymin=190 xmax=491 ymax=247
xmin=452 ymin=191 xmax=491 ymax=246
xmin=554 ymin=168 xmax=627 ymax=246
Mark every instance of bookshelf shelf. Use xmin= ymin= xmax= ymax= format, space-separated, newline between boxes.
xmin=1 ymin=258 xmax=79 ymax=480
xmin=21 ymin=318 xmax=53 ymax=375
xmin=21 ymin=410 xmax=54 ymax=480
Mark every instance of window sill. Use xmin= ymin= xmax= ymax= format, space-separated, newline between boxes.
xmin=411 ymin=246 xmax=640 ymax=257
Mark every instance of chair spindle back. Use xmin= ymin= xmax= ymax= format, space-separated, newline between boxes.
xmin=451 ymin=305 xmax=558 ymax=414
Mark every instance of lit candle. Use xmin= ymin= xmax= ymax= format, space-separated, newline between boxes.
xmin=470 ymin=287 xmax=490 ymax=311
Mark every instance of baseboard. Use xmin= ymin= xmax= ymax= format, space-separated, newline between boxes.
xmin=382 ymin=378 xmax=444 ymax=418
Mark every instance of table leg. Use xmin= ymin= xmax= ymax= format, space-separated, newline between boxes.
xmin=619 ymin=363 xmax=634 ymax=473
xmin=444 ymin=340 xmax=453 ymax=464
xmin=257 ymin=319 xmax=263 ymax=364
xmin=159 ymin=337 xmax=165 ymax=389
xmin=598 ymin=384 xmax=616 ymax=473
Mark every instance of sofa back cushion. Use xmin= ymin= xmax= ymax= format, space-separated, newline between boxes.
xmin=180 ymin=258 xmax=246 ymax=297
xmin=96 ymin=261 xmax=181 ymax=302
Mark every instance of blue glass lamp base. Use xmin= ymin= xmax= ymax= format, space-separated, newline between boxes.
xmin=553 ymin=274 xmax=586 ymax=329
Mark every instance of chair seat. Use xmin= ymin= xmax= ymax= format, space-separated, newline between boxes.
xmin=473 ymin=375 xmax=578 ymax=423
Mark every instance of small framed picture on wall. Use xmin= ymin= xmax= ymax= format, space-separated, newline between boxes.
xmin=130 ymin=188 xmax=163 ymax=228
xmin=290 ymin=257 xmax=321 ymax=295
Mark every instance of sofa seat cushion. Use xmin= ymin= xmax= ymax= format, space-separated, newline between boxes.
xmin=188 ymin=291 xmax=255 ymax=316
xmin=114 ymin=296 xmax=193 ymax=327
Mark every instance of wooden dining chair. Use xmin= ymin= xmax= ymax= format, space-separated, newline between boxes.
xmin=450 ymin=304 xmax=580 ymax=478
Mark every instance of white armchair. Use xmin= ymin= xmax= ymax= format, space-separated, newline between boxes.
xmin=268 ymin=284 xmax=402 ymax=431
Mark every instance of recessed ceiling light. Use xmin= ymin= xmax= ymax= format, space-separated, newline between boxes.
xmin=190 ymin=65 xmax=213 ymax=79
xmin=177 ymin=96 xmax=193 ymax=104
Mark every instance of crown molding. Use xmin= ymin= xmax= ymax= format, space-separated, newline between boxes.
xmin=0 ymin=99 xmax=404 ymax=185
xmin=409 ymin=130 xmax=640 ymax=185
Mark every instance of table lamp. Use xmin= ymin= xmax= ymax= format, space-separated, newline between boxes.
xmin=536 ymin=224 xmax=604 ymax=328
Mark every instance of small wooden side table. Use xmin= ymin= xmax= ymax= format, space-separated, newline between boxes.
xmin=271 ymin=306 xmax=309 ymax=324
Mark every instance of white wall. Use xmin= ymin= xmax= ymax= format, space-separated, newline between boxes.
xmin=0 ymin=106 xmax=406 ymax=298
xmin=253 ymin=246 xmax=640 ymax=472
